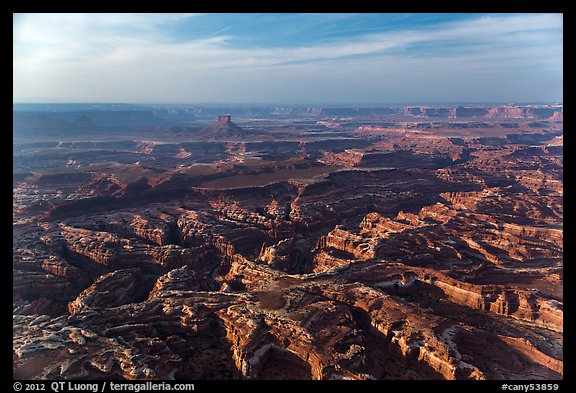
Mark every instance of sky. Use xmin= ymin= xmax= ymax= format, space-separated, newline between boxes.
xmin=13 ymin=13 xmax=563 ymax=104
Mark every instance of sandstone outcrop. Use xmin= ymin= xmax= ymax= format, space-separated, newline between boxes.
xmin=68 ymin=269 xmax=144 ymax=315
xmin=13 ymin=108 xmax=563 ymax=380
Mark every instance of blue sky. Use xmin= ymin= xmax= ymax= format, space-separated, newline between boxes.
xmin=13 ymin=13 xmax=563 ymax=104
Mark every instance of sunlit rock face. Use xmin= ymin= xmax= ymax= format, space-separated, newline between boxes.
xmin=13 ymin=107 xmax=562 ymax=380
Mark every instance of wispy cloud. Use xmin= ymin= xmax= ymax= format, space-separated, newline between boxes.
xmin=13 ymin=13 xmax=562 ymax=103
xmin=209 ymin=25 xmax=232 ymax=37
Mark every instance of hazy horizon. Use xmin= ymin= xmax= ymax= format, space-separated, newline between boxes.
xmin=14 ymin=13 xmax=563 ymax=104
xmin=12 ymin=101 xmax=564 ymax=107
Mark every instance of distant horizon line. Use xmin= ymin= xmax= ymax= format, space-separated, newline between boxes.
xmin=13 ymin=101 xmax=564 ymax=107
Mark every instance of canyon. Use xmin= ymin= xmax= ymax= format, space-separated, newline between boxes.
xmin=13 ymin=104 xmax=563 ymax=380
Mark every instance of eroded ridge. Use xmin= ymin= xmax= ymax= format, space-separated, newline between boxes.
xmin=13 ymin=107 xmax=563 ymax=380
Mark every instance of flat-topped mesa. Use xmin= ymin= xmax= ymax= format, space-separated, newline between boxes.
xmin=217 ymin=115 xmax=232 ymax=125
xmin=202 ymin=115 xmax=245 ymax=139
